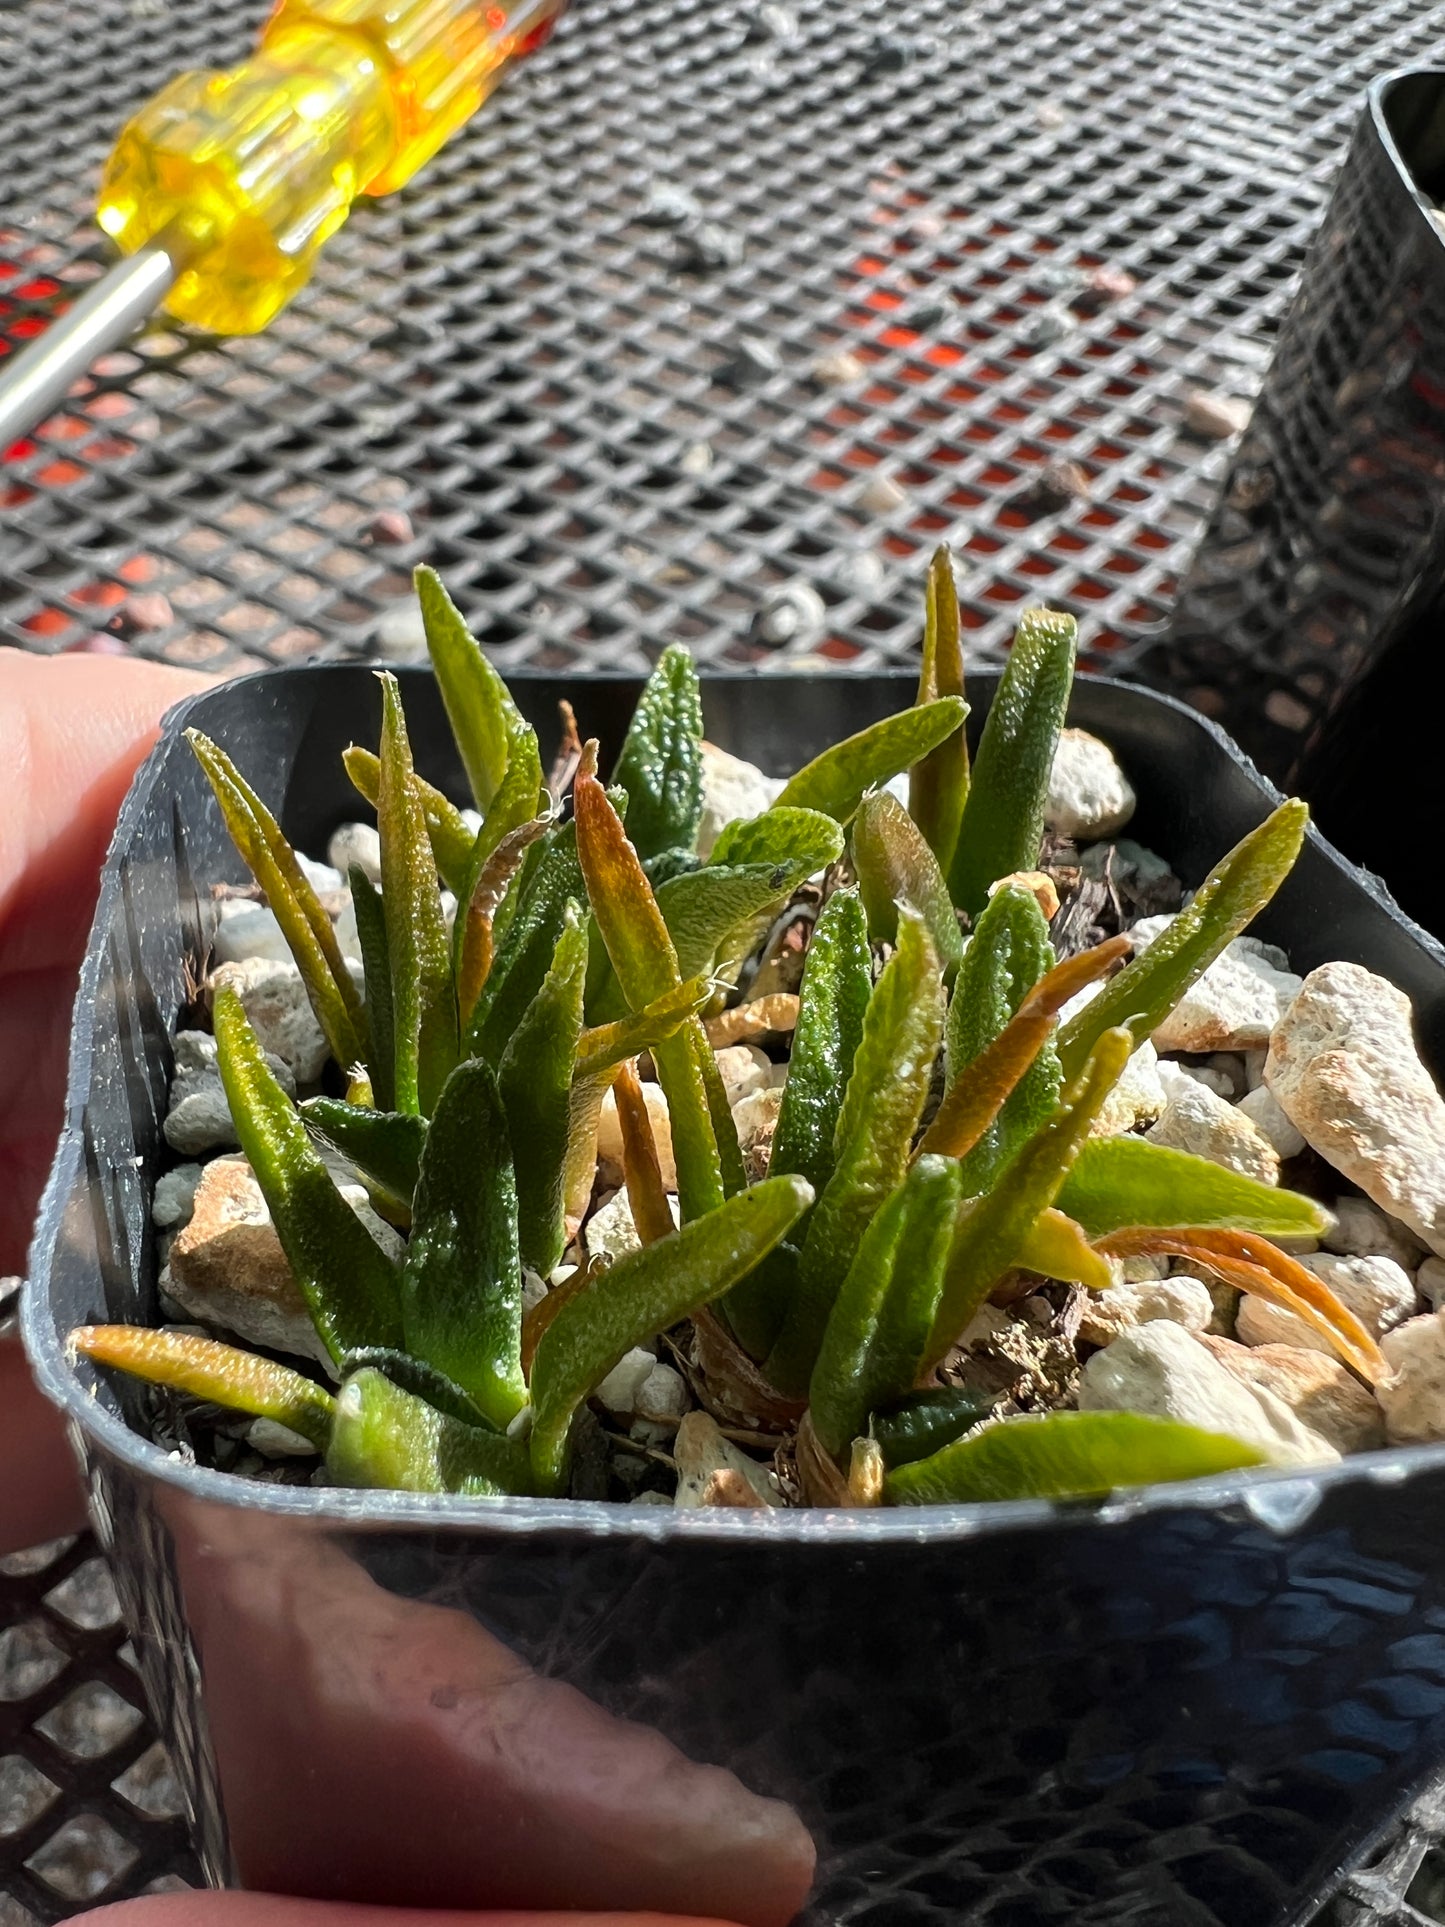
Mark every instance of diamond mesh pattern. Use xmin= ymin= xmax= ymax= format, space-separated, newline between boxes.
xmin=3 ymin=0 xmax=1444 ymax=675
xmin=8 ymin=0 xmax=1445 ymax=1917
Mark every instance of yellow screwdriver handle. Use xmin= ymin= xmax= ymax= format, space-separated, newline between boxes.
xmin=96 ymin=0 xmax=563 ymax=335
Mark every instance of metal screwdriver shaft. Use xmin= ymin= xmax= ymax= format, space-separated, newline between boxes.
xmin=0 ymin=0 xmax=562 ymax=447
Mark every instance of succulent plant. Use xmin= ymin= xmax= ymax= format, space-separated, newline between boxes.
xmin=72 ymin=552 xmax=1382 ymax=1509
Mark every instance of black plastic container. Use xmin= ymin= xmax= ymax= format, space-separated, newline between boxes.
xmin=24 ymin=665 xmax=1445 ymax=1927
xmin=1152 ymin=70 xmax=1445 ymax=808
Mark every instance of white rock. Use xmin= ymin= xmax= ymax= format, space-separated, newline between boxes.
xmin=1078 ymin=1320 xmax=1338 ymax=1465
xmin=1379 ymin=1313 xmax=1445 ymax=1441
xmin=1086 ymin=1039 xmax=1166 ymax=1137
xmin=166 ymin=1157 xmax=332 ymax=1368
xmin=332 ymin=897 xmax=361 ymax=963
xmin=583 ymin=1187 xmax=680 ymax=1267
xmin=597 ymin=1081 xmax=676 ymax=1191
xmin=1419 ymin=1257 xmax=1445 ymax=1312
xmin=1198 ymin=1337 xmax=1384 ymax=1455
xmin=714 ymin=1043 xmax=772 ymax=1105
xmin=1265 ymin=961 xmax=1445 ymax=1257
xmin=630 ymin=1489 xmax=675 ymax=1507
xmin=1169 ymin=1061 xmax=1235 ymax=1100
xmin=521 ymin=1269 xmax=550 ymax=1316
xmin=213 ymin=901 xmax=292 ymax=966
xmin=152 ymin=1162 xmax=204 ymax=1229
xmin=247 ymin=1418 xmax=320 ymax=1458
xmin=376 ymin=599 xmax=426 ymax=659
xmin=297 ymin=854 xmax=343 ymax=894
xmin=164 ymin=1030 xmax=296 ymax=1155
xmin=1044 ymin=728 xmax=1136 ymax=840
xmin=1236 ymin=1084 xmax=1306 ymax=1160
xmin=1322 ymin=1194 xmax=1426 ymax=1271
xmin=732 ymin=1084 xmax=784 ymax=1177
xmin=1236 ymin=1252 xmax=1418 ymax=1355
xmin=1061 ymin=983 xmax=1167 ymax=1136
xmin=327 ymin=821 xmax=382 ymax=886
xmin=1147 ymin=1066 xmax=1279 ymax=1184
xmin=696 ymin=742 xmax=783 ymax=859
xmin=1244 ymin=1048 xmax=1268 ymax=1091
xmin=207 ymin=957 xmax=331 ymax=1082
xmin=1129 ymin=919 xmax=1302 ymax=1053
xmin=594 ymin=1347 xmax=657 ymax=1415
xmin=635 ymin=1362 xmax=689 ymax=1421
xmin=459 ymin=808 xmax=483 ymax=839
xmin=673 ymin=1409 xmax=781 ymax=1508
xmin=1076 ymin=1275 xmax=1214 ymax=1347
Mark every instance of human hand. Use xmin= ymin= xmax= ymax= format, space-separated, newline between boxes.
xmin=0 ymin=650 xmax=210 ymax=1552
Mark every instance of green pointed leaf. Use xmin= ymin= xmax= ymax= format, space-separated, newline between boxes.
xmin=908 ymin=545 xmax=970 ymax=875
xmin=498 ymin=909 xmax=589 ymax=1275
xmin=945 ymin=882 xmax=1060 ymax=1191
xmin=853 ymin=788 xmax=964 ymax=972
xmin=343 ymin=745 xmax=476 ymax=898
xmin=377 ymin=673 xmax=459 ymax=1116
xmin=573 ymin=976 xmax=712 ymax=1080
xmin=1014 ymin=1207 xmax=1117 ymax=1292
xmin=328 ymin=1367 xmax=534 ymax=1495
xmin=347 ymin=866 xmax=394 ymax=1111
xmin=774 ymin=697 xmax=968 ymax=824
xmin=948 ymin=607 xmax=1076 ymax=916
xmin=575 ymin=766 xmax=725 ymax=1221
xmin=1056 ymin=1135 xmax=1329 ymax=1240
xmin=71 ymin=1326 xmax=334 ymax=1449
xmin=301 ymin=1098 xmax=426 ymax=1222
xmin=886 ymin=1410 xmax=1265 ymax=1506
xmin=765 ymin=909 xmax=945 ymax=1396
xmin=611 ymin=644 xmax=704 ymax=860
xmin=415 ymin=564 xmax=526 ymax=813
xmin=1056 ymin=799 xmax=1309 ymax=1079
xmin=925 ymin=1026 xmax=1132 ymax=1371
xmin=656 ymin=862 xmax=813 ymax=980
xmin=401 ymin=1058 xmax=526 ymax=1429
xmin=530 ymin=1174 xmax=813 ymax=1493
xmin=452 ymin=715 xmax=546 ymax=984
xmin=337 ymin=1347 xmax=488 ymax=1428
xmin=709 ymin=806 xmax=844 ymax=875
xmin=870 ymin=1387 xmax=995 ymax=1471
xmin=466 ymin=822 xmax=586 ymax=1065
xmin=810 ymin=1154 xmax=963 ymax=1459
xmin=188 ymin=730 xmax=366 ymax=1073
xmin=213 ymin=986 xmax=401 ymax=1362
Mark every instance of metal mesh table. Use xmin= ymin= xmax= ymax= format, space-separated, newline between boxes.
xmin=7 ymin=0 xmax=1445 ymax=1917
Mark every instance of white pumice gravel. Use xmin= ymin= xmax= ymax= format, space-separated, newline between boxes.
xmin=1267 ymin=961 xmax=1445 ymax=1257
xmin=327 ymin=821 xmax=382 ymax=885
xmin=1130 ymin=920 xmax=1302 ymax=1053
xmin=164 ymin=1031 xmax=296 ymax=1155
xmin=1043 ymin=728 xmax=1136 ymax=839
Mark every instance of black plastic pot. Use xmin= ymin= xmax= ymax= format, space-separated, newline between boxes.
xmin=1150 ymin=71 xmax=1445 ymax=820
xmin=23 ymin=665 xmax=1445 ymax=1927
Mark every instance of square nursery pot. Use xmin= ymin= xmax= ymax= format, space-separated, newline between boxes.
xmin=24 ymin=664 xmax=1445 ymax=1927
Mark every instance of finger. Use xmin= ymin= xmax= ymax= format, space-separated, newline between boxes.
xmin=0 ymin=967 xmax=73 ymax=1273
xmin=0 ymin=653 xmax=209 ymax=976
xmin=0 ymin=1336 xmax=87 ymax=1556
xmin=83 ymin=1900 xmax=745 ymax=1927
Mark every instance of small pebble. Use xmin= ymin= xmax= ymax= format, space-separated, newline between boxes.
xmin=1184 ymin=390 xmax=1252 ymax=440
xmin=1035 ymin=100 xmax=1068 ymax=129
xmin=835 ymin=549 xmax=886 ymax=594
xmin=327 ymin=821 xmax=382 ymax=887
xmin=152 ymin=1163 xmax=203 ymax=1230
xmin=904 ymin=302 xmax=945 ymax=334
xmin=366 ymin=509 xmax=414 ymax=545
xmin=811 ymin=348 xmax=866 ymax=387
xmin=741 ymin=2 xmax=798 ymax=41
xmin=716 ymin=335 xmax=781 ymax=388
xmin=1072 ymin=266 xmax=1138 ymax=313
xmin=1016 ymin=460 xmax=1091 ymax=514
xmin=857 ymin=472 xmax=906 ymax=514
xmin=595 ymin=1347 xmax=658 ymax=1415
xmin=635 ymin=1362 xmax=689 ymax=1421
xmin=679 ymin=440 xmax=714 ymax=476
xmin=1021 ymin=304 xmax=1073 ymax=347
xmin=674 ymin=223 xmax=746 ymax=272
xmin=757 ymin=582 xmax=827 ymax=646
xmin=862 ymin=32 xmax=915 ymax=76
xmin=641 ymin=183 xmax=703 ymax=228
xmin=375 ymin=600 xmax=427 ymax=660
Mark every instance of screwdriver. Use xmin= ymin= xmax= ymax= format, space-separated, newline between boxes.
xmin=0 ymin=0 xmax=565 ymax=449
